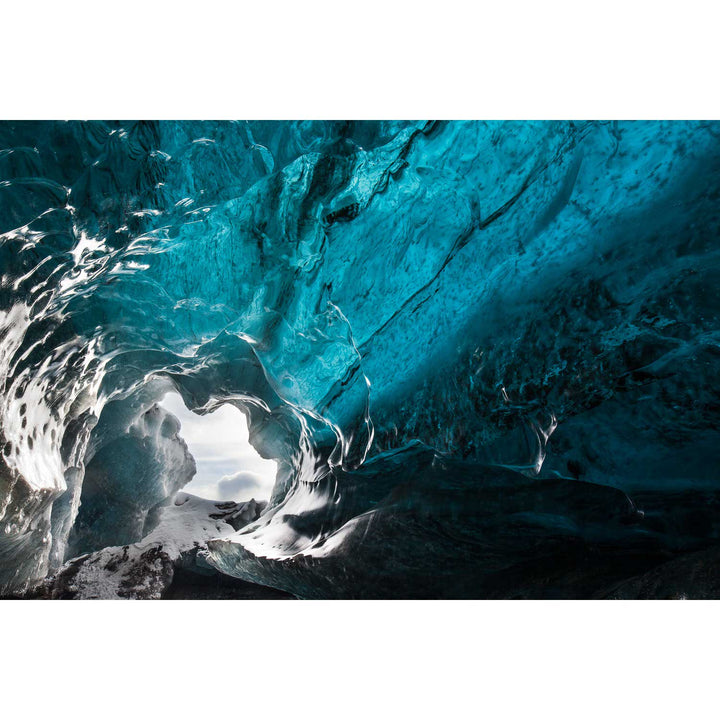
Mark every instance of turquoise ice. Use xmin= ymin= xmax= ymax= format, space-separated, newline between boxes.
xmin=1 ymin=121 xmax=719 ymax=597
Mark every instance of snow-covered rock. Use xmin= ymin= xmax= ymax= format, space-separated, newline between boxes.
xmin=31 ymin=493 xmax=267 ymax=599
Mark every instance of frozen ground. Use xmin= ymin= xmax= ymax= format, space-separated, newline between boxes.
xmin=18 ymin=493 xmax=292 ymax=600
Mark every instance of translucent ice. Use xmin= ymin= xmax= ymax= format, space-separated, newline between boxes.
xmin=1 ymin=121 xmax=719 ymax=598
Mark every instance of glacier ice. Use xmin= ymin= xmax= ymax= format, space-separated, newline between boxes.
xmin=0 ymin=120 xmax=719 ymax=598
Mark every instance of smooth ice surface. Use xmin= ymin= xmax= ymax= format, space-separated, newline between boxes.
xmin=0 ymin=121 xmax=719 ymax=598
xmin=159 ymin=392 xmax=277 ymax=501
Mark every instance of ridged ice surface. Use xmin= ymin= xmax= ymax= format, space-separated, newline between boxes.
xmin=1 ymin=121 xmax=719 ymax=598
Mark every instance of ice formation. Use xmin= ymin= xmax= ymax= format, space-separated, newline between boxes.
xmin=1 ymin=121 xmax=719 ymax=598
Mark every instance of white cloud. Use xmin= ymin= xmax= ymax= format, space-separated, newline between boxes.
xmin=159 ymin=393 xmax=277 ymax=501
xmin=217 ymin=470 xmax=266 ymax=501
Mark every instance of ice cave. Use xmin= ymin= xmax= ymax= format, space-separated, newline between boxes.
xmin=0 ymin=120 xmax=719 ymax=599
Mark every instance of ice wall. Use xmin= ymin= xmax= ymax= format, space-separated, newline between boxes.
xmin=1 ymin=121 xmax=718 ymax=597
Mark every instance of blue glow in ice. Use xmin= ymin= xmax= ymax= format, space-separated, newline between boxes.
xmin=1 ymin=121 xmax=719 ymax=598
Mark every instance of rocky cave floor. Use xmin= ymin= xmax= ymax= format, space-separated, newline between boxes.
xmin=1 ymin=493 xmax=297 ymax=600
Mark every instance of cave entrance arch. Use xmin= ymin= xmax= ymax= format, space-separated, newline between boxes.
xmin=159 ymin=392 xmax=277 ymax=502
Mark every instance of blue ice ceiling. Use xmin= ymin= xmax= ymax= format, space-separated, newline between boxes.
xmin=0 ymin=121 xmax=719 ymax=598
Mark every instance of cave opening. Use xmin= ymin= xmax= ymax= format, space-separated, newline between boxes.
xmin=159 ymin=392 xmax=278 ymax=503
